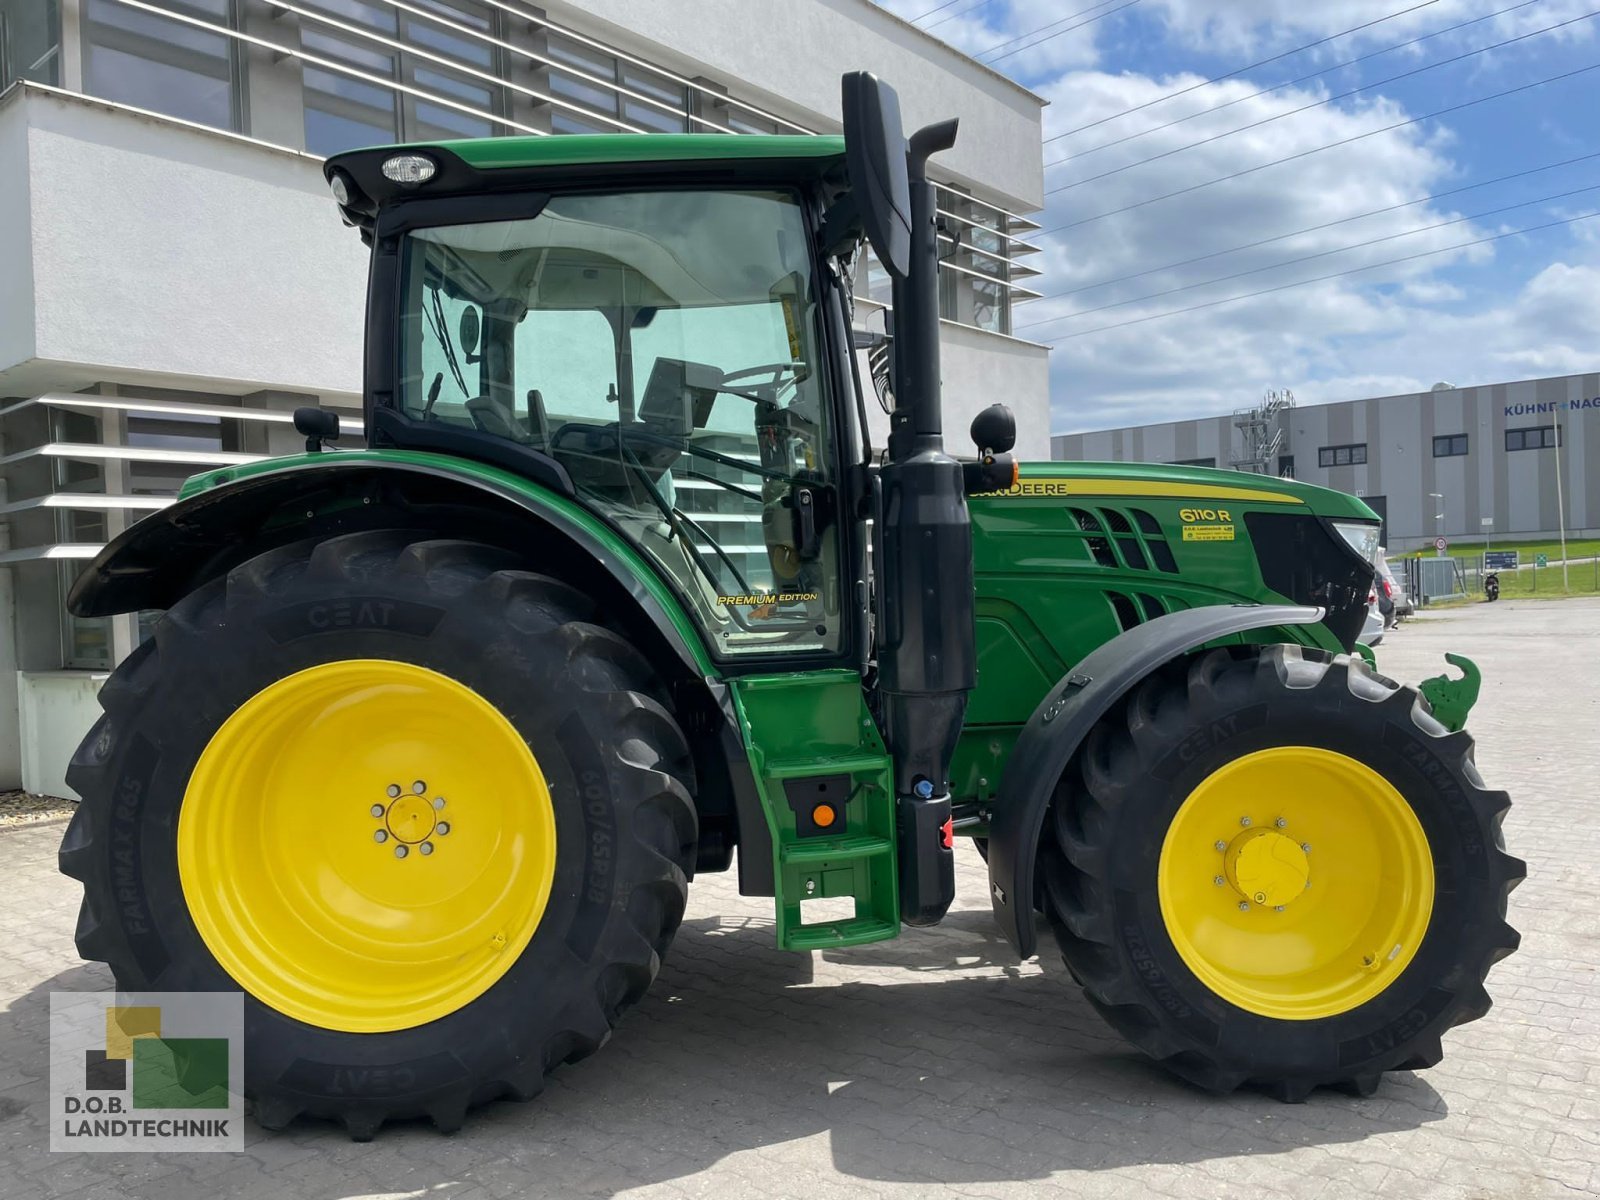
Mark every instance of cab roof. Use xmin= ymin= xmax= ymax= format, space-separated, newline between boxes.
xmin=324 ymin=133 xmax=849 ymax=227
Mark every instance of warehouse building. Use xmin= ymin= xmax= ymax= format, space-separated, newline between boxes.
xmin=0 ymin=0 xmax=1050 ymax=795
xmin=1052 ymin=372 xmax=1600 ymax=555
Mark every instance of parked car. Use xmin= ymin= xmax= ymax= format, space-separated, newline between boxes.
xmin=1363 ymin=587 xmax=1385 ymax=646
xmin=1374 ymin=548 xmax=1412 ymax=624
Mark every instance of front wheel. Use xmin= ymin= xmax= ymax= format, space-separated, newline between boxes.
xmin=1040 ymin=645 xmax=1522 ymax=1100
xmin=60 ymin=531 xmax=697 ymax=1137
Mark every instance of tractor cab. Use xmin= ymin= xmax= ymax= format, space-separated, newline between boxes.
xmin=328 ymin=139 xmax=863 ymax=661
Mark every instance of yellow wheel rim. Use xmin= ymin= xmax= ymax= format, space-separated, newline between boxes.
xmin=1157 ymin=746 xmax=1433 ymax=1020
xmin=178 ymin=660 xmax=557 ymax=1033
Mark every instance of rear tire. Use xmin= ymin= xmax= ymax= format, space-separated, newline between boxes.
xmin=1039 ymin=644 xmax=1522 ymax=1100
xmin=60 ymin=530 xmax=697 ymax=1138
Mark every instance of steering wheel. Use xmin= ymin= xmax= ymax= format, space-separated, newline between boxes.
xmin=720 ymin=361 xmax=807 ymax=395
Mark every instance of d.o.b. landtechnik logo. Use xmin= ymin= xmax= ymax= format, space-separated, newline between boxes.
xmin=50 ymin=991 xmax=243 ymax=1152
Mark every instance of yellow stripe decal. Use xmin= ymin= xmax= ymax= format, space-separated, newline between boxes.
xmin=993 ymin=478 xmax=1304 ymax=505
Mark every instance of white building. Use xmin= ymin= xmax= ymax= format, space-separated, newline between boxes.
xmin=0 ymin=0 xmax=1050 ymax=796
xmin=1052 ymin=373 xmax=1600 ymax=553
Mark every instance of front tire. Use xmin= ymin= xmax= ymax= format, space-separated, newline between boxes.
xmin=60 ymin=530 xmax=697 ymax=1137
xmin=1040 ymin=645 xmax=1522 ymax=1100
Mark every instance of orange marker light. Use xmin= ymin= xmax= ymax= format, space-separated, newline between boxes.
xmin=813 ymin=804 xmax=836 ymax=829
xmin=1010 ymin=460 xmax=1020 ymax=487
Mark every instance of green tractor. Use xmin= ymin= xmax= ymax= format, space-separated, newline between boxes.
xmin=59 ymin=73 xmax=1521 ymax=1138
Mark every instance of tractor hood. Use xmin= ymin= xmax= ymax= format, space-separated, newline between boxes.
xmin=967 ymin=460 xmax=1380 ymax=678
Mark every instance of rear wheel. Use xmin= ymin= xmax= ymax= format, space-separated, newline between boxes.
xmin=1040 ymin=645 xmax=1522 ymax=1100
xmin=60 ymin=530 xmax=697 ymax=1137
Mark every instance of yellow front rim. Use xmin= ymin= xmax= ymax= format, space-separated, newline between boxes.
xmin=1157 ymin=747 xmax=1434 ymax=1020
xmin=178 ymin=660 xmax=556 ymax=1033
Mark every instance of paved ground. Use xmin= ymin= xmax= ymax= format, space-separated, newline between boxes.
xmin=3 ymin=599 xmax=1597 ymax=1199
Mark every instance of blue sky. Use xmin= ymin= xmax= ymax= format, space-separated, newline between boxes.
xmin=877 ymin=0 xmax=1600 ymax=433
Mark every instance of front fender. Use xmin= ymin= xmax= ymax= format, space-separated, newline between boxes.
xmin=986 ymin=603 xmax=1324 ymax=958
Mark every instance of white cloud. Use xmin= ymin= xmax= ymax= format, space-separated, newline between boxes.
xmin=874 ymin=1 xmax=1597 ymax=438
xmin=1022 ymin=70 xmax=1503 ymax=427
xmin=1140 ymin=0 xmax=1600 ymax=57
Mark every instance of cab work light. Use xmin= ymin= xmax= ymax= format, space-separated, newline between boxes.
xmin=381 ymin=154 xmax=437 ymax=186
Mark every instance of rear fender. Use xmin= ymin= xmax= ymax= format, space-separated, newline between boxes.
xmin=69 ymin=454 xmax=776 ymax=894
xmin=987 ymin=603 xmax=1324 ymax=957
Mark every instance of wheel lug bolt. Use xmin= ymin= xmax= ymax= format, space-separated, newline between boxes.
xmin=433 ymin=797 xmax=446 ymax=810
xmin=1213 ymin=875 xmax=1225 ymax=886
xmin=412 ymin=780 xmax=427 ymax=795
xmin=1239 ymin=816 xmax=1252 ymax=827
xmin=1275 ymin=817 xmax=1287 ymax=828
xmin=436 ymin=821 xmax=451 ymax=836
xmin=1301 ymin=842 xmax=1311 ymax=853
xmin=387 ymin=784 xmax=401 ymax=798
xmin=1238 ymin=901 xmax=1250 ymax=911
xmin=374 ymin=830 xmax=388 ymax=843
xmin=1214 ymin=840 xmax=1228 ymax=852
xmin=1274 ymin=905 xmax=1285 ymax=912
xmin=370 ymin=804 xmax=386 ymax=818
xmin=394 ymin=844 xmax=409 ymax=859
xmin=419 ymin=842 xmax=434 ymax=856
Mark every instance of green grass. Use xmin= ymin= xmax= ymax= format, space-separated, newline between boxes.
xmin=1488 ymin=559 xmax=1600 ymax=600
xmin=1399 ymin=535 xmax=1600 ymax=565
xmin=1427 ymin=557 xmax=1600 ymax=605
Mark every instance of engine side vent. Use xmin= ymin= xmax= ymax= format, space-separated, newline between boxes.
xmin=1132 ymin=508 xmax=1162 ymax=536
xmin=1148 ymin=540 xmax=1179 ymax=573
xmin=1119 ymin=538 xmax=1149 ymax=571
xmin=1137 ymin=593 xmax=1165 ymax=622
xmin=1101 ymin=508 xmax=1133 ymax=534
xmin=1107 ymin=591 xmax=1141 ymax=631
xmin=1070 ymin=507 xmax=1117 ymax=568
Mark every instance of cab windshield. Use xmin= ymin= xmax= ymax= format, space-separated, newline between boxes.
xmin=396 ymin=189 xmax=840 ymax=657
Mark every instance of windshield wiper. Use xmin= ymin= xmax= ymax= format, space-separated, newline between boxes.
xmin=423 ymin=287 xmax=469 ymax=398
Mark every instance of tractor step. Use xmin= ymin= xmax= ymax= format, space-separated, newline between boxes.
xmin=778 ymin=834 xmax=893 ymax=865
xmin=727 ymin=671 xmax=901 ymax=953
xmin=783 ymin=917 xmax=900 ymax=951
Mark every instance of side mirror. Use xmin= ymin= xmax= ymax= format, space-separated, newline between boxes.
xmin=841 ymin=71 xmax=912 ymax=278
xmin=970 ymin=404 xmax=1016 ymax=455
xmin=459 ymin=305 xmax=481 ymax=356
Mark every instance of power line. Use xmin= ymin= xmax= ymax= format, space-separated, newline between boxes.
xmin=978 ymin=1 xmax=1141 ymax=67
xmin=1017 ymin=181 xmax=1600 ymax=331
xmin=1047 ymin=7 xmax=1599 ymax=195
xmin=1038 ymin=59 xmax=1600 ymax=229
xmin=1037 ymin=148 xmax=1600 ymax=299
xmin=1036 ymin=209 xmax=1600 ymax=342
xmin=921 ymin=0 xmax=990 ymax=32
xmin=906 ymin=0 xmax=969 ymax=23
xmin=1045 ymin=0 xmax=1441 ymax=144
xmin=972 ymin=0 xmax=1125 ymax=60
xmin=1046 ymin=0 xmax=1542 ymax=169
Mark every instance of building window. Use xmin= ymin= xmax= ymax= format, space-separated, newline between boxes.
xmin=1505 ymin=425 xmax=1560 ymax=451
xmin=0 ymin=0 xmax=60 ymax=87
xmin=1278 ymin=454 xmax=1294 ymax=478
xmin=545 ymin=32 xmax=688 ymax=133
xmin=1432 ymin=434 xmax=1468 ymax=457
xmin=935 ymin=188 xmax=1013 ymax=336
xmin=83 ymin=0 xmax=241 ymax=131
xmin=1170 ymin=457 xmax=1216 ymax=467
xmin=302 ymin=0 xmax=504 ymax=157
xmin=1318 ymin=443 xmax=1367 ymax=467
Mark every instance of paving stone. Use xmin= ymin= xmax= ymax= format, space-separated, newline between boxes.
xmin=0 ymin=598 xmax=1594 ymax=1196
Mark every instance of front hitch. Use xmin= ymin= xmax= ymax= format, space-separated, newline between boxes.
xmin=1418 ymin=653 xmax=1482 ymax=732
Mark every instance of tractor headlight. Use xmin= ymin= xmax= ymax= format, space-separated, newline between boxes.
xmin=328 ymin=170 xmax=352 ymax=206
xmin=1331 ymin=520 xmax=1381 ymax=565
xmin=381 ymin=153 xmax=437 ymax=186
